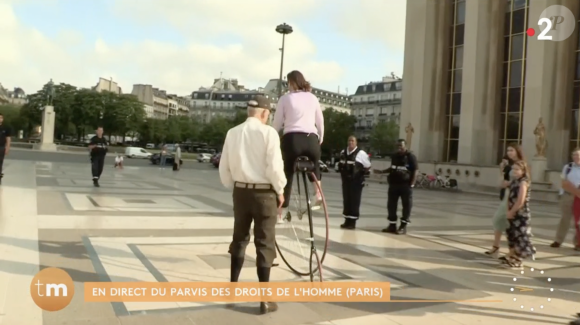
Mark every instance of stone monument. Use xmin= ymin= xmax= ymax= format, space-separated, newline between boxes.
xmin=531 ymin=117 xmax=547 ymax=182
xmin=405 ymin=123 xmax=414 ymax=149
xmin=35 ymin=79 xmax=57 ymax=151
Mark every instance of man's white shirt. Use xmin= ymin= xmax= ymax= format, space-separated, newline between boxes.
xmin=560 ymin=163 xmax=580 ymax=195
xmin=341 ymin=147 xmax=371 ymax=168
xmin=219 ymin=117 xmax=287 ymax=195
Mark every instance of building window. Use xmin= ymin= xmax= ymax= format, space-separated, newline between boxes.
xmin=571 ymin=9 xmax=580 ymax=151
xmin=498 ymin=0 xmax=529 ymax=161
xmin=443 ymin=0 xmax=465 ymax=162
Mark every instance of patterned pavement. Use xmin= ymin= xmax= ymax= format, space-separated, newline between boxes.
xmin=0 ymin=159 xmax=578 ymax=325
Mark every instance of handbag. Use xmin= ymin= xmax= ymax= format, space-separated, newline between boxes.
xmin=493 ymin=188 xmax=509 ymax=231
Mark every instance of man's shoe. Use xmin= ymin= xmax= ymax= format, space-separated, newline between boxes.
xmin=93 ymin=179 xmax=100 ymax=187
xmin=550 ymin=242 xmax=561 ymax=248
xmin=382 ymin=224 xmax=398 ymax=234
xmin=340 ymin=223 xmax=356 ymax=230
xmin=259 ymin=302 xmax=278 ymax=314
xmin=397 ymin=224 xmax=407 ymax=235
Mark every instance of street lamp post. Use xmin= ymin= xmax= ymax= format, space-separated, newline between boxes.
xmin=275 ymin=23 xmax=293 ymax=97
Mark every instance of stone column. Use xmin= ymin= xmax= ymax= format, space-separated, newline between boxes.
xmin=37 ymin=106 xmax=57 ymax=151
xmin=522 ymin=0 xmax=579 ymax=173
xmin=400 ymin=0 xmax=452 ymax=161
xmin=457 ymin=0 xmax=505 ymax=165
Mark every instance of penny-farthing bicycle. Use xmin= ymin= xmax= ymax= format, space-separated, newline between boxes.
xmin=275 ymin=156 xmax=329 ymax=282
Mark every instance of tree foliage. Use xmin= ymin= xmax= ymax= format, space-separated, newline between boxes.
xmin=320 ymin=108 xmax=357 ymax=158
xmin=369 ymin=120 xmax=399 ymax=155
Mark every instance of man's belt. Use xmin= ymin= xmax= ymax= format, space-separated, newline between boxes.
xmin=234 ymin=182 xmax=273 ymax=190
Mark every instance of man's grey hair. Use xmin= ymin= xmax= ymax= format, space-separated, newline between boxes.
xmin=247 ymin=107 xmax=266 ymax=116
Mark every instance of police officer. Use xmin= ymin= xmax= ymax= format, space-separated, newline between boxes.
xmin=338 ymin=136 xmax=371 ymax=230
xmin=382 ymin=139 xmax=417 ymax=234
xmin=88 ymin=126 xmax=108 ymax=187
xmin=0 ymin=113 xmax=11 ymax=185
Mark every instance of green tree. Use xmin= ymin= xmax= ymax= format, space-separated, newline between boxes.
xmin=369 ymin=120 xmax=399 ymax=155
xmin=199 ymin=116 xmax=233 ymax=147
xmin=71 ymin=89 xmax=102 ymax=140
xmin=0 ymin=104 xmax=26 ymax=135
xmin=320 ymin=108 xmax=357 ymax=158
xmin=231 ymin=110 xmax=247 ymax=125
xmin=52 ymin=83 xmax=77 ymax=139
xmin=19 ymin=91 xmax=44 ymax=136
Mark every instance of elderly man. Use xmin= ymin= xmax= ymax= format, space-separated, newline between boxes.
xmin=219 ymin=95 xmax=287 ymax=314
xmin=552 ymin=147 xmax=580 ymax=251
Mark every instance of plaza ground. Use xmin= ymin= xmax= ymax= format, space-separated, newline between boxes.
xmin=0 ymin=151 xmax=578 ymax=325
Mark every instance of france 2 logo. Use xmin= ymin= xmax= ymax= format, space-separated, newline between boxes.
xmin=532 ymin=5 xmax=576 ymax=41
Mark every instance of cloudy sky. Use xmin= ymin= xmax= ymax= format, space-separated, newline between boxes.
xmin=1 ymin=0 xmax=406 ymax=97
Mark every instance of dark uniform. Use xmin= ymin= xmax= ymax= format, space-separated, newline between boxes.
xmin=89 ymin=135 xmax=108 ymax=187
xmin=338 ymin=146 xmax=370 ymax=229
xmin=0 ymin=124 xmax=11 ymax=184
xmin=383 ymin=149 xmax=417 ymax=234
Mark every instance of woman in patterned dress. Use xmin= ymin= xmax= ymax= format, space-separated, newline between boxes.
xmin=485 ymin=143 xmax=525 ymax=258
xmin=504 ymin=160 xmax=535 ymax=268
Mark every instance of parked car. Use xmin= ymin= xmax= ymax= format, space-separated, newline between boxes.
xmin=125 ymin=147 xmax=152 ymax=159
xmin=150 ymin=153 xmax=176 ymax=165
xmin=212 ymin=153 xmax=222 ymax=168
xmin=319 ymin=160 xmax=329 ymax=172
xmin=198 ymin=153 xmax=212 ymax=163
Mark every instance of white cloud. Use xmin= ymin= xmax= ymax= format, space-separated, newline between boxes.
xmin=0 ymin=0 xmax=405 ymax=96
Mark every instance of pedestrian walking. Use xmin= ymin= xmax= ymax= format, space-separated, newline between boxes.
xmin=552 ymin=147 xmax=580 ymax=251
xmin=0 ymin=113 xmax=11 ymax=185
xmin=504 ymin=160 xmax=535 ymax=268
xmin=219 ymin=95 xmax=287 ymax=315
xmin=382 ymin=139 xmax=417 ymax=234
xmin=89 ymin=127 xmax=108 ymax=187
xmin=159 ymin=145 xmax=168 ymax=169
xmin=174 ymin=144 xmax=182 ymax=171
xmin=338 ymin=136 xmax=371 ymax=230
xmin=485 ymin=143 xmax=525 ymax=258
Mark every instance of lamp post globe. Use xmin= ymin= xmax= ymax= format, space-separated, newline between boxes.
xmin=275 ymin=23 xmax=293 ymax=35
xmin=275 ymin=23 xmax=293 ymax=98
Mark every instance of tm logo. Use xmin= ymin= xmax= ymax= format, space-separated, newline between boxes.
xmin=35 ymin=280 xmax=68 ymax=297
xmin=527 ymin=5 xmax=575 ymax=41
xmin=30 ymin=267 xmax=75 ymax=311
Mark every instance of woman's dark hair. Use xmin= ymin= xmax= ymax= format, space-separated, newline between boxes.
xmin=286 ymin=70 xmax=311 ymax=92
xmin=506 ymin=142 xmax=525 ymax=163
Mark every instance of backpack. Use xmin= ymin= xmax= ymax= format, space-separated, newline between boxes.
xmin=566 ymin=163 xmax=573 ymax=176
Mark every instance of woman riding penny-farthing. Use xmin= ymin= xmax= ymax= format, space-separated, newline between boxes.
xmin=271 ymin=70 xmax=330 ymax=282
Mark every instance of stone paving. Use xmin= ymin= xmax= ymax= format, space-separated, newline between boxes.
xmin=0 ymin=159 xmax=579 ymax=325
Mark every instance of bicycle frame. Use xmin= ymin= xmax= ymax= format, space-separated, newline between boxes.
xmin=296 ymin=171 xmax=323 ymax=282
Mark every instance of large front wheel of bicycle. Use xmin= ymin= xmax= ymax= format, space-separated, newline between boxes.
xmin=275 ymin=172 xmax=329 ymax=276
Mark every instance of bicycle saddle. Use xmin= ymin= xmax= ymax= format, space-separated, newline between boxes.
xmin=294 ymin=156 xmax=316 ymax=172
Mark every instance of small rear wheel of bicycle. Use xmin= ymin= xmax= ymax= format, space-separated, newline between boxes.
xmin=275 ymin=171 xmax=329 ymax=276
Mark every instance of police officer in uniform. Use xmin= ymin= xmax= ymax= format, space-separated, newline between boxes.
xmin=338 ymin=136 xmax=371 ymax=230
xmin=0 ymin=113 xmax=11 ymax=185
xmin=382 ymin=139 xmax=417 ymax=234
xmin=88 ymin=126 xmax=108 ymax=187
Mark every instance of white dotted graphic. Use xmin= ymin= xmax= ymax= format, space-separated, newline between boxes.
xmin=510 ymin=268 xmax=554 ymax=312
